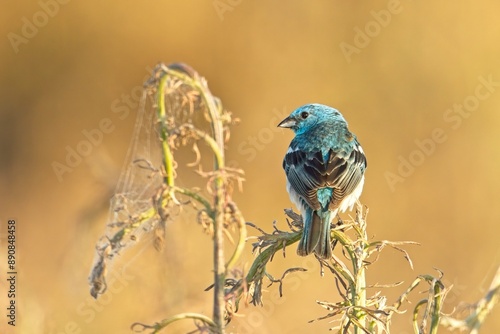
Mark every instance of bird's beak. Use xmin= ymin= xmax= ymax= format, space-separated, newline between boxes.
xmin=277 ymin=116 xmax=297 ymax=128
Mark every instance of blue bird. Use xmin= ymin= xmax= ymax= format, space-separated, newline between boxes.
xmin=278 ymin=104 xmax=367 ymax=259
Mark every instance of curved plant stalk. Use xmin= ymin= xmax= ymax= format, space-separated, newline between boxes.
xmin=90 ymin=63 xmax=248 ymax=333
xmin=151 ymin=63 xmax=245 ymax=333
xmin=157 ymin=73 xmax=175 ymax=187
xmin=464 ymin=265 xmax=500 ymax=333
xmin=151 ymin=64 xmax=226 ymax=333
xmin=131 ymin=313 xmax=216 ymax=334
xmin=331 ymin=212 xmax=369 ymax=334
xmin=441 ymin=264 xmax=500 ymax=333
xmin=224 ymin=202 xmax=247 ymax=270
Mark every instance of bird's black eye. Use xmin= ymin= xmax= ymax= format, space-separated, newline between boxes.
xmin=300 ymin=111 xmax=309 ymax=119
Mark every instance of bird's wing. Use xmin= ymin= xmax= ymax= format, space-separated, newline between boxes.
xmin=283 ymin=148 xmax=324 ymax=210
xmin=325 ymin=142 xmax=366 ymax=210
xmin=283 ymin=141 xmax=366 ymax=211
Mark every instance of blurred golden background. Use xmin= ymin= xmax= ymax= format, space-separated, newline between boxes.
xmin=1 ymin=1 xmax=500 ymax=333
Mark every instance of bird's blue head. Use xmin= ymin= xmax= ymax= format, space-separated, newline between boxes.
xmin=277 ymin=103 xmax=347 ymax=135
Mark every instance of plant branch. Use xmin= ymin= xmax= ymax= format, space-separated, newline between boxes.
xmin=131 ymin=313 xmax=216 ymax=334
xmin=171 ymin=186 xmax=213 ymax=217
xmin=157 ymin=73 xmax=175 ymax=187
xmin=224 ymin=202 xmax=247 ymax=270
xmin=441 ymin=265 xmax=500 ymax=333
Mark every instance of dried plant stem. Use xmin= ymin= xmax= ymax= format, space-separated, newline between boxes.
xmin=131 ymin=313 xmax=217 ymax=333
xmin=354 ymin=260 xmax=367 ymax=333
xmin=331 ymin=210 xmax=369 ymax=333
xmin=351 ymin=240 xmax=368 ymax=331
xmin=156 ymin=64 xmax=229 ymax=333
xmin=441 ymin=265 xmax=500 ymax=333
xmin=167 ymin=65 xmax=225 ymax=152
xmin=189 ymin=69 xmax=227 ymax=334
xmin=213 ymin=176 xmax=226 ymax=333
xmin=466 ymin=265 xmax=500 ymax=333
xmin=245 ymin=230 xmax=302 ymax=284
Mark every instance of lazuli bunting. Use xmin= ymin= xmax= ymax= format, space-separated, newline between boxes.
xmin=278 ymin=103 xmax=367 ymax=259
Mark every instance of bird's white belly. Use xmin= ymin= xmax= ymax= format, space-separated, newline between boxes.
xmin=338 ymin=175 xmax=364 ymax=212
xmin=286 ymin=180 xmax=308 ymax=216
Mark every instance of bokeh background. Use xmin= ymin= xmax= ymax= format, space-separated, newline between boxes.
xmin=1 ymin=1 xmax=500 ymax=333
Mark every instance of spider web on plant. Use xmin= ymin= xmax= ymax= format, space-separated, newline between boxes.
xmin=88 ymin=64 xmax=204 ymax=298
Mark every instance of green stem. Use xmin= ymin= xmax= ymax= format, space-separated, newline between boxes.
xmin=157 ymin=73 xmax=175 ymax=187
xmin=191 ymin=128 xmax=224 ymax=169
xmin=330 ymin=231 xmax=360 ymax=288
xmin=428 ymin=278 xmax=445 ymax=334
xmin=224 ymin=203 xmax=247 ymax=270
xmin=172 ymin=186 xmax=213 ymax=217
xmin=332 ymin=211 xmax=368 ymax=334
xmin=245 ymin=231 xmax=302 ymax=283
xmin=212 ymin=176 xmax=226 ymax=333
xmin=352 ymin=250 xmax=367 ymax=332
xmin=413 ymin=300 xmax=427 ymax=334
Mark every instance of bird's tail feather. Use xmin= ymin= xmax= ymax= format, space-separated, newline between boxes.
xmin=297 ymin=210 xmax=332 ymax=259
